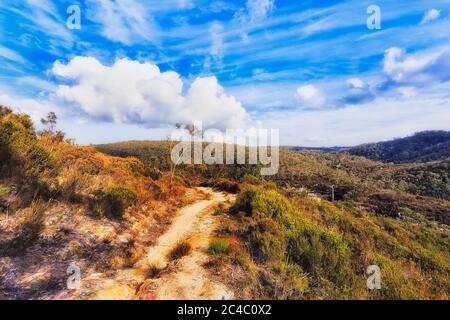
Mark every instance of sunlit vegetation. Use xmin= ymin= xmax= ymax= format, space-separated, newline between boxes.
xmin=1 ymin=106 xmax=449 ymax=300
xmin=92 ymin=134 xmax=449 ymax=299
xmin=0 ymin=107 xmax=189 ymax=298
xmin=208 ymin=238 xmax=232 ymax=255
xmin=214 ymin=184 xmax=449 ymax=299
xmin=96 ymin=140 xmax=450 ymax=224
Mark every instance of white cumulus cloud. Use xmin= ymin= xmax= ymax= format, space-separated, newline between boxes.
xmin=347 ymin=78 xmax=366 ymax=89
xmin=420 ymin=9 xmax=441 ymax=25
xmin=52 ymin=56 xmax=250 ymax=129
xmin=296 ymin=84 xmax=326 ymax=109
xmin=343 ymin=78 xmax=374 ymax=104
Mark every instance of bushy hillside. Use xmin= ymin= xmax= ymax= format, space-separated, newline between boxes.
xmin=348 ymin=131 xmax=450 ymax=163
xmin=1 ymin=108 xmax=449 ymax=300
xmin=96 ymin=141 xmax=171 ymax=171
xmin=275 ymin=151 xmax=450 ymax=224
xmin=209 ymin=183 xmax=450 ymax=299
xmin=0 ymin=107 xmax=187 ymax=299
xmin=96 ymin=141 xmax=450 ymax=225
xmin=94 ymin=141 xmax=450 ymax=299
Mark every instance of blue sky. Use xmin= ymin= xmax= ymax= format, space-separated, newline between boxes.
xmin=1 ymin=0 xmax=450 ymax=146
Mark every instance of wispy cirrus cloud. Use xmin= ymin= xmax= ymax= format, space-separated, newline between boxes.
xmin=1 ymin=0 xmax=450 ymax=146
xmin=0 ymin=46 xmax=26 ymax=64
xmin=85 ymin=0 xmax=159 ymax=45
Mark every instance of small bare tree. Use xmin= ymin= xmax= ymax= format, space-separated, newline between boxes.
xmin=41 ymin=112 xmax=57 ymax=133
xmin=168 ymin=123 xmax=203 ymax=185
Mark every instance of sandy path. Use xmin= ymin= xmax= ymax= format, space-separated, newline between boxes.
xmin=84 ymin=187 xmax=233 ymax=300
xmin=138 ymin=188 xmax=234 ymax=300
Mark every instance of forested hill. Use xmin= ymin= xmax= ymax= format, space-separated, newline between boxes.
xmin=348 ymin=131 xmax=450 ymax=163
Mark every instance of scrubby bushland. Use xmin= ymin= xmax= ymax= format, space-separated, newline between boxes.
xmin=0 ymin=107 xmax=191 ymax=299
xmin=0 ymin=106 xmax=187 ymax=213
xmin=87 ymin=122 xmax=450 ymax=300
xmin=95 ymin=140 xmax=450 ymax=225
xmin=218 ymin=183 xmax=449 ymax=300
xmin=274 ymin=150 xmax=450 ymax=225
xmin=230 ymin=186 xmax=353 ymax=298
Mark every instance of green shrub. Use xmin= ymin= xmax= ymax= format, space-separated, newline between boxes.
xmin=286 ymin=220 xmax=353 ymax=290
xmin=92 ymin=186 xmax=137 ymax=218
xmin=247 ymin=217 xmax=286 ymax=263
xmin=0 ymin=185 xmax=10 ymax=197
xmin=29 ymin=143 xmax=56 ymax=173
xmin=269 ymin=261 xmax=309 ymax=299
xmin=233 ymin=186 xmax=297 ymax=227
xmin=367 ymin=252 xmax=420 ymax=300
xmin=0 ymin=117 xmax=36 ymax=170
xmin=234 ymin=186 xmax=354 ymax=296
xmin=208 ymin=238 xmax=231 ymax=255
xmin=231 ymin=186 xmax=259 ymax=214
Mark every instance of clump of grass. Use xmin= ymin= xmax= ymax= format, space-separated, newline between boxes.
xmin=1 ymin=200 xmax=47 ymax=255
xmin=17 ymin=200 xmax=47 ymax=245
xmin=221 ymin=222 xmax=232 ymax=234
xmin=208 ymin=238 xmax=231 ymax=255
xmin=212 ymin=203 xmax=225 ymax=216
xmin=168 ymin=240 xmax=192 ymax=261
xmin=146 ymin=264 xmax=164 ymax=279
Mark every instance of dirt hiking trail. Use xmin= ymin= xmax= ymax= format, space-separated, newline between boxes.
xmin=81 ymin=187 xmax=234 ymax=300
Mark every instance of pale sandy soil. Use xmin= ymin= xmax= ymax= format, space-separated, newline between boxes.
xmin=81 ymin=187 xmax=234 ymax=300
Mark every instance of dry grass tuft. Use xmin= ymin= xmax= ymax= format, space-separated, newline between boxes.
xmin=168 ymin=240 xmax=192 ymax=261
